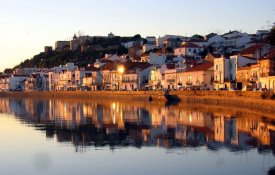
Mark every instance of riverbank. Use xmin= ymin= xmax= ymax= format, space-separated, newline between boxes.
xmin=0 ymin=91 xmax=167 ymax=101
xmin=169 ymin=90 xmax=275 ymax=112
xmin=0 ymin=90 xmax=275 ymax=112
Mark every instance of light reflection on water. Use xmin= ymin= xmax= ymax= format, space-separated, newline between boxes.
xmin=0 ymin=97 xmax=274 ymax=175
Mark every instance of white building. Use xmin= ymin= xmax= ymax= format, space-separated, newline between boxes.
xmin=101 ymin=54 xmax=126 ymax=63
xmin=24 ymin=73 xmax=49 ymax=91
xmin=174 ymin=43 xmax=204 ymax=57
xmin=177 ymin=61 xmax=214 ymax=90
xmin=186 ymin=39 xmax=209 ymax=48
xmin=48 ymin=63 xmax=78 ymax=91
xmin=256 ymin=30 xmax=270 ymax=39
xmin=0 ymin=75 xmax=27 ymax=92
xmin=146 ymin=36 xmax=157 ymax=45
xmin=223 ymin=31 xmax=252 ymax=48
xmin=161 ymin=64 xmax=177 ymax=90
xmin=142 ymin=44 xmax=157 ymax=53
xmin=13 ymin=68 xmax=38 ymax=76
xmin=120 ymin=63 xmax=152 ymax=91
xmin=121 ymin=41 xmax=135 ymax=48
xmin=207 ymin=35 xmax=225 ymax=46
xmin=214 ymin=55 xmax=257 ymax=89
xmin=149 ymin=67 xmax=163 ymax=90
xmin=149 ymin=52 xmax=166 ymax=65
xmin=157 ymin=35 xmax=187 ymax=48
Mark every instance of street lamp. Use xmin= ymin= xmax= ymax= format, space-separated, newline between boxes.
xmin=117 ymin=65 xmax=125 ymax=90
xmin=118 ymin=66 xmax=125 ymax=74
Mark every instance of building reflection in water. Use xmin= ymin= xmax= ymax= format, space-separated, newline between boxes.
xmin=0 ymin=98 xmax=274 ymax=155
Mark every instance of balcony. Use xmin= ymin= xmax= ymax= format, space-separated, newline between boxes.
xmin=260 ymin=73 xmax=268 ymax=78
xmin=122 ymin=79 xmax=138 ymax=83
xmin=212 ymin=80 xmax=220 ymax=83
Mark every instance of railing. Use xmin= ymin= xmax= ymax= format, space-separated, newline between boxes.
xmin=260 ymin=73 xmax=268 ymax=77
xmin=212 ymin=80 xmax=220 ymax=83
xmin=167 ymin=79 xmax=176 ymax=83
xmin=122 ymin=80 xmax=138 ymax=83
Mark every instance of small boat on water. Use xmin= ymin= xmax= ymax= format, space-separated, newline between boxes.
xmin=164 ymin=90 xmax=180 ymax=104
xmin=149 ymin=95 xmax=153 ymax=102
xmin=164 ymin=94 xmax=180 ymax=103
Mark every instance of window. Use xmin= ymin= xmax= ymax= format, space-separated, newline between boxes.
xmin=188 ymin=75 xmax=191 ymax=82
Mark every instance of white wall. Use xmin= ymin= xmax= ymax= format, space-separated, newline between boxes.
xmin=142 ymin=44 xmax=157 ymax=53
xmin=208 ymin=35 xmax=225 ymax=45
xmin=149 ymin=53 xmax=166 ymax=65
xmin=9 ymin=76 xmax=27 ymax=91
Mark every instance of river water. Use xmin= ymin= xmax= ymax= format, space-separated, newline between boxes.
xmin=0 ymin=97 xmax=274 ymax=175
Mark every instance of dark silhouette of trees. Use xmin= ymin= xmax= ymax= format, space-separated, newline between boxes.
xmin=267 ymin=26 xmax=275 ymax=46
xmin=191 ymin=34 xmax=204 ymax=40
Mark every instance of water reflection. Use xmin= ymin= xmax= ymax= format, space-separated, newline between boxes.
xmin=0 ymin=98 xmax=274 ymax=155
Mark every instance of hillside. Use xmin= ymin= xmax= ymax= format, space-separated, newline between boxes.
xmin=16 ymin=35 xmax=142 ymax=69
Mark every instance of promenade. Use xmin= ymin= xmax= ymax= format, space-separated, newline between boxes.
xmin=1 ymin=90 xmax=275 ymax=112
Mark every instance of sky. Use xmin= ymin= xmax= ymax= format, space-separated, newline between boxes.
xmin=0 ymin=0 xmax=275 ymax=72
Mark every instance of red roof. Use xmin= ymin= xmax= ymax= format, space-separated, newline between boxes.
xmin=180 ymin=43 xmax=202 ymax=48
xmin=186 ymin=61 xmax=213 ymax=72
xmin=125 ymin=62 xmax=152 ymax=70
xmin=241 ymin=55 xmax=257 ymax=60
xmin=240 ymin=44 xmax=266 ymax=55
xmin=101 ymin=63 xmax=116 ymax=71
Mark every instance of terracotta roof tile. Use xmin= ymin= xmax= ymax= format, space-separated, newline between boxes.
xmin=186 ymin=61 xmax=213 ymax=72
xmin=101 ymin=63 xmax=116 ymax=71
xmin=240 ymin=44 xmax=265 ymax=55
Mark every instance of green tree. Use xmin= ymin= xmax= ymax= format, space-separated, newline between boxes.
xmin=4 ymin=68 xmax=13 ymax=74
xmin=134 ymin=34 xmax=141 ymax=40
xmin=191 ymin=34 xmax=204 ymax=40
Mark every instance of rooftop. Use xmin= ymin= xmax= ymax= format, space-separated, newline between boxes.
xmin=240 ymin=44 xmax=266 ymax=55
xmin=186 ymin=61 xmax=213 ymax=72
xmin=180 ymin=43 xmax=202 ymax=48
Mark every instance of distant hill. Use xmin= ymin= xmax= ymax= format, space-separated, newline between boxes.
xmin=15 ymin=35 xmax=142 ymax=69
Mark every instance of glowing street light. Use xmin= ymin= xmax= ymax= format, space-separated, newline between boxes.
xmin=117 ymin=66 xmax=125 ymax=74
xmin=117 ymin=65 xmax=125 ymax=91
